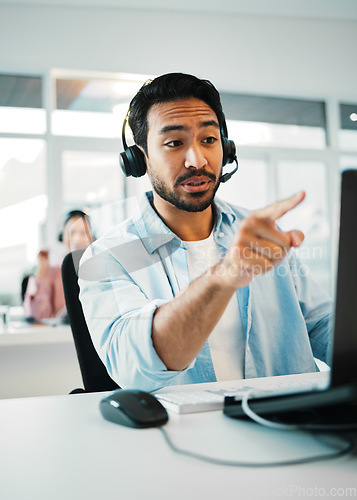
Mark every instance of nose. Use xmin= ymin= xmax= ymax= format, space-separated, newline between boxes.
xmin=184 ymin=144 xmax=207 ymax=169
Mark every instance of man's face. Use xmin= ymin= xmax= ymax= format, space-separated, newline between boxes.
xmin=144 ymin=98 xmax=223 ymax=213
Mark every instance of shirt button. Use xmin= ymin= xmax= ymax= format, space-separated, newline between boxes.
xmin=218 ymin=232 xmax=224 ymax=238
xmin=247 ymin=345 xmax=250 ymax=353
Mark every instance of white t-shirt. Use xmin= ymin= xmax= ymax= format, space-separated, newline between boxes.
xmin=184 ymin=233 xmax=245 ymax=381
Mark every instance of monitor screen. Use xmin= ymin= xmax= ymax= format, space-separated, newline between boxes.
xmin=331 ymin=169 xmax=357 ymax=387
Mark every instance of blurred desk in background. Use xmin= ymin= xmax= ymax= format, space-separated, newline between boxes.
xmin=0 ymin=323 xmax=71 ymax=342
xmin=0 ymin=324 xmax=82 ymax=399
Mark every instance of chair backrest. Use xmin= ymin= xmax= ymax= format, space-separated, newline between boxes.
xmin=21 ymin=274 xmax=30 ymax=302
xmin=61 ymin=249 xmax=119 ymax=393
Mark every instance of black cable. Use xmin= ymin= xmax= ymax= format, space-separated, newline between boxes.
xmin=158 ymin=427 xmax=355 ymax=468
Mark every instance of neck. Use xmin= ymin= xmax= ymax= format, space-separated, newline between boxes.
xmin=152 ymin=193 xmax=214 ymax=241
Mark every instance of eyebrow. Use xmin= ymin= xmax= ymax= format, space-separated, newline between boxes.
xmin=158 ymin=120 xmax=220 ymax=135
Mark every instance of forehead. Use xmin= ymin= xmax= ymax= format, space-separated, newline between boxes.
xmin=147 ymin=98 xmax=218 ymax=132
xmin=65 ymin=216 xmax=87 ymax=230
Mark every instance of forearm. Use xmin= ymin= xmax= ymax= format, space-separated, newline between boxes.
xmin=152 ymin=263 xmax=236 ymax=371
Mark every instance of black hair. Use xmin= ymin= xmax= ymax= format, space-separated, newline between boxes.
xmin=128 ymin=73 xmax=227 ymax=155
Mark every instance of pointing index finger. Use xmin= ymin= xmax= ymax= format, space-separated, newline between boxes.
xmin=252 ymin=191 xmax=305 ymax=221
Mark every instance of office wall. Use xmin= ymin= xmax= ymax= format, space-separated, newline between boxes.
xmin=0 ymin=4 xmax=356 ymax=100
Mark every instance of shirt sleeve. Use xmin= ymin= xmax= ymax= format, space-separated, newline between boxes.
xmin=78 ymin=247 xmax=191 ymax=391
xmin=288 ymin=250 xmax=333 ymax=364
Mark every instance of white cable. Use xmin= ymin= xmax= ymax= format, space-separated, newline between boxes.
xmin=157 ymin=391 xmax=356 ymax=467
xmin=241 ymin=391 xmax=302 ymax=430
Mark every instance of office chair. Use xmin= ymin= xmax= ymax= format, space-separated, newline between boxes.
xmin=61 ymin=249 xmax=119 ymax=393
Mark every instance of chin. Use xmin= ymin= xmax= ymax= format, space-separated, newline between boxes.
xmin=172 ymin=191 xmax=215 ymax=212
xmin=152 ymin=177 xmax=219 ymax=213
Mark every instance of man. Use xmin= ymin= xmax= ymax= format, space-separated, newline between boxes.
xmin=79 ymin=73 xmax=332 ymax=391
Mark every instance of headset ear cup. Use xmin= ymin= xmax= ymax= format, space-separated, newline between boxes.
xmin=222 ymin=138 xmax=236 ymax=166
xmin=119 ymin=145 xmax=147 ymax=178
xmin=119 ymin=151 xmax=131 ymax=177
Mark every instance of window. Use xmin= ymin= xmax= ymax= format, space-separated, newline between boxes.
xmin=0 ymin=74 xmax=46 ymax=134
xmin=276 ymin=160 xmax=330 ymax=291
xmin=52 ymin=73 xmax=151 ymax=138
xmin=218 ymin=158 xmax=269 ymax=209
xmin=0 ymin=69 xmax=350 ymax=305
xmin=0 ymin=138 xmax=46 ymax=300
xmin=62 ymin=150 xmax=125 ymax=236
xmin=222 ymin=93 xmax=326 ymax=149
xmin=0 ymin=74 xmax=47 ymax=305
xmin=221 ymin=94 xmax=330 ymax=290
xmin=340 ymin=157 xmax=357 ymax=171
xmin=339 ymin=102 xmax=357 ymax=151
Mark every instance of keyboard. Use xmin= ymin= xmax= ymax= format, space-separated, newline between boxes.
xmin=155 ymin=372 xmax=330 ymax=414
xmin=156 ymin=390 xmax=225 ymax=413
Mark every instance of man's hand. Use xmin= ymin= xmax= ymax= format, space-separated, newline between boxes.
xmin=216 ymin=192 xmax=305 ymax=289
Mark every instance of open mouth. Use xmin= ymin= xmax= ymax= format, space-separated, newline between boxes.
xmin=181 ymin=176 xmax=212 ymax=193
xmin=186 ymin=180 xmax=207 ymax=186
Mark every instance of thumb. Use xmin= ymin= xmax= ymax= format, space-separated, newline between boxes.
xmin=287 ymin=230 xmax=305 ymax=248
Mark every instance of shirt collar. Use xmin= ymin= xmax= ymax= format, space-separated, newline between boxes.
xmin=135 ymin=191 xmax=238 ymax=254
xmin=135 ymin=192 xmax=176 ymax=254
xmin=213 ymin=196 xmax=238 ymax=227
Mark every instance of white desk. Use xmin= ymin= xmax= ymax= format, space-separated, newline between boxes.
xmin=0 ymin=325 xmax=82 ymax=399
xmin=0 ymin=324 xmax=73 ymax=345
xmin=0 ymin=392 xmax=355 ymax=500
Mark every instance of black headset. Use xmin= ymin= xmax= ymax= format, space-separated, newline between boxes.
xmin=119 ymin=109 xmax=238 ymax=183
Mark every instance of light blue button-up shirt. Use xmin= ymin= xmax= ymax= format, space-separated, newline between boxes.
xmin=79 ymin=192 xmax=332 ymax=392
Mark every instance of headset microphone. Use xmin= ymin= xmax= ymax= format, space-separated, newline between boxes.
xmin=219 ymin=155 xmax=239 ymax=184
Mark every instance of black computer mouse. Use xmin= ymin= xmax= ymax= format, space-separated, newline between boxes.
xmin=99 ymin=389 xmax=169 ymax=428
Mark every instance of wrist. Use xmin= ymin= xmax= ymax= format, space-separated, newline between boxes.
xmin=208 ymin=257 xmax=252 ymax=291
xmin=207 ymin=261 xmax=239 ymax=292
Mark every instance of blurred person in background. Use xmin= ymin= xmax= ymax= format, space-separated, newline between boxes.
xmin=24 ymin=210 xmax=92 ymax=323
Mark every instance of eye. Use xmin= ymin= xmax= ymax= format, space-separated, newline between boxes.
xmin=164 ymin=140 xmax=183 ymax=147
xmin=202 ymin=136 xmax=218 ymax=144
